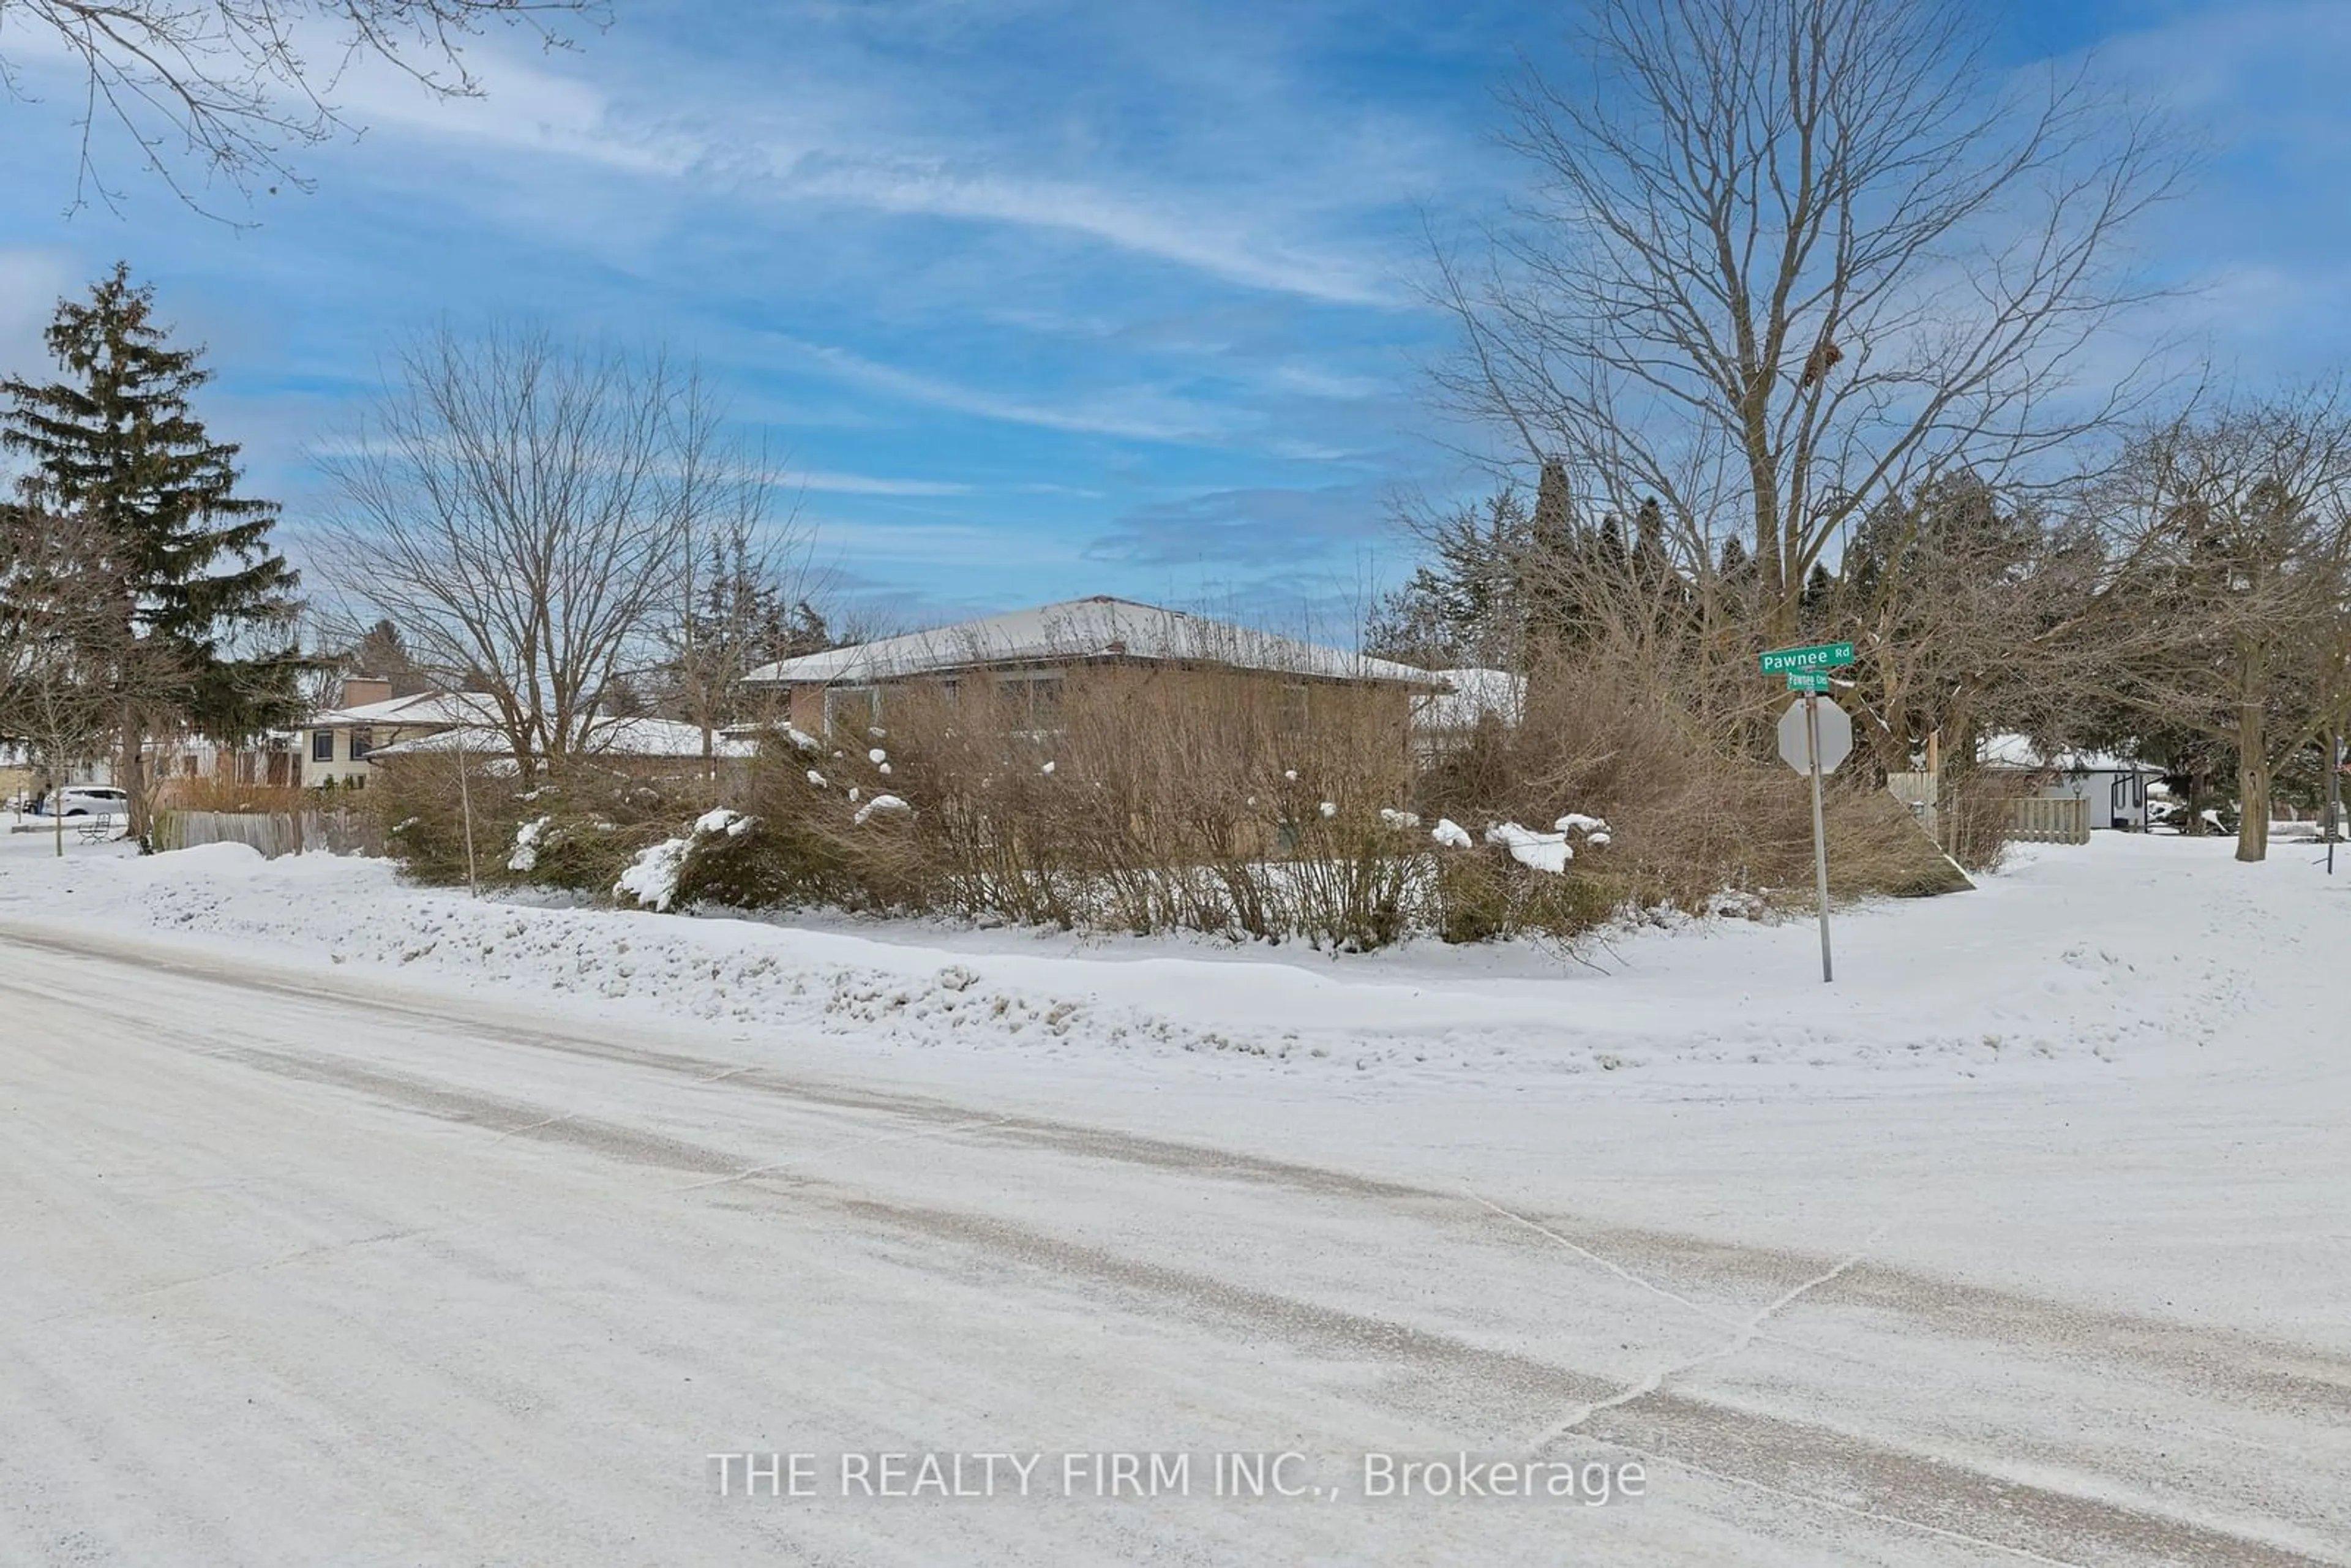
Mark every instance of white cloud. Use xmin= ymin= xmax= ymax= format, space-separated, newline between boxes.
xmin=260 ymin=31 xmax=1416 ymax=309
xmin=773 ymin=155 xmax=1395 ymax=306
xmin=323 ymin=43 xmax=696 ymax=176
xmin=793 ymin=470 xmax=974 ymax=496
xmin=778 ymin=337 xmax=1232 ymax=443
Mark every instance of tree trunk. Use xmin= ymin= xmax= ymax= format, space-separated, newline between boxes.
xmin=119 ymin=715 xmax=152 ymax=852
xmin=2236 ymin=699 xmax=2269 ymax=863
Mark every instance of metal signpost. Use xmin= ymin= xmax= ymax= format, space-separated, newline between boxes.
xmin=1763 ymin=643 xmax=1856 ymax=982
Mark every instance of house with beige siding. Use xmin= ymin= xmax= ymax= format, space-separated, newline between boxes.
xmin=299 ymin=685 xmax=500 ymax=790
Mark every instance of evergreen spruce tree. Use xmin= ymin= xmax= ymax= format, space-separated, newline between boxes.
xmin=0 ymin=262 xmax=306 ymax=843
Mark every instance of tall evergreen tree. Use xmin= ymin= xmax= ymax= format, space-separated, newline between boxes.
xmin=0 ymin=262 xmax=307 ymax=842
xmin=345 ymin=618 xmax=437 ymax=698
xmin=1364 ymin=488 xmax=1534 ymax=669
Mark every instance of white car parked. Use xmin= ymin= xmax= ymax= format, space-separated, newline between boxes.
xmin=48 ymin=786 xmax=130 ymax=817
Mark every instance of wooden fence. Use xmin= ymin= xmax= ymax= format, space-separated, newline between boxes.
xmin=2003 ymin=795 xmax=2090 ymax=846
xmin=155 ymin=809 xmax=384 ymax=860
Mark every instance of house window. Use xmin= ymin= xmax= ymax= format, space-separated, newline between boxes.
xmin=312 ymin=730 xmax=335 ymax=763
xmin=824 ymin=686 xmax=880 ymax=735
xmin=998 ymin=672 xmax=1064 ymax=732
xmin=1278 ymin=683 xmax=1310 ymax=737
xmin=350 ymin=728 xmax=374 ymax=762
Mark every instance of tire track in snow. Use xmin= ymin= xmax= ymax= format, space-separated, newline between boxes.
xmin=29 ymin=988 xmax=2333 ymax=1568
xmin=1533 ymin=1227 xmax=1888 ymax=1447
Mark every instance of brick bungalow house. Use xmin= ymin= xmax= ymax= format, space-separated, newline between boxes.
xmin=740 ymin=596 xmax=1445 ymax=755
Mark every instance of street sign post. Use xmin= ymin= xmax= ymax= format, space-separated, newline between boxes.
xmin=1785 ymin=670 xmax=1832 ymax=694
xmin=1758 ymin=641 xmax=1855 ymax=675
xmin=1777 ymin=694 xmax=1852 ymax=982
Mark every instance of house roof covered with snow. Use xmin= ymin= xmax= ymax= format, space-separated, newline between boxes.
xmin=304 ymin=691 xmax=503 ymax=730
xmin=369 ymin=717 xmax=754 ymax=762
xmin=1980 ymin=733 xmax=2161 ymax=775
xmin=743 ymin=596 xmax=1444 ymax=690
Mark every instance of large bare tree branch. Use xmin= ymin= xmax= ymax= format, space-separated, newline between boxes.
xmin=1 ymin=0 xmax=604 ymax=214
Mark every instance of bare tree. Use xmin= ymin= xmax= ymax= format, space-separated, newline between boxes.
xmin=661 ymin=484 xmax=830 ymax=787
xmin=1823 ymin=473 xmax=2107 ymax=775
xmin=1433 ymin=0 xmax=2182 ymax=637
xmin=0 ymin=506 xmax=178 ymax=853
xmin=2091 ymin=390 xmax=2351 ymax=861
xmin=3 ymin=0 xmax=603 ymax=213
xmin=317 ymin=324 xmax=755 ymax=784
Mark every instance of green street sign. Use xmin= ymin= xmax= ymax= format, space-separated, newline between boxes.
xmin=1760 ymin=641 xmax=1856 ymax=673
xmin=1786 ymin=670 xmax=1832 ymax=693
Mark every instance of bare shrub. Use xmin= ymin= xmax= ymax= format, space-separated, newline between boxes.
xmin=394 ymin=606 xmax=1966 ymax=945
xmin=1419 ymin=636 xmax=1967 ymax=915
xmin=154 ymin=775 xmax=306 ymax=814
xmin=664 ymin=665 xmax=1441 ymax=948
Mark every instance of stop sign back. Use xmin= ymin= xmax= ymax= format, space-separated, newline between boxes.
xmin=1778 ymin=695 xmax=1852 ymax=775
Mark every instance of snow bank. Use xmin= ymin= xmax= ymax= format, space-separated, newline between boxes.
xmin=4 ymin=833 xmax=2332 ymax=1087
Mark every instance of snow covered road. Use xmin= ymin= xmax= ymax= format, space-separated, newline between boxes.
xmin=2 ymin=877 xmax=2346 ymax=1564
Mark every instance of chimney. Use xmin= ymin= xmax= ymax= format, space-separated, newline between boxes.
xmin=339 ymin=677 xmax=394 ymax=710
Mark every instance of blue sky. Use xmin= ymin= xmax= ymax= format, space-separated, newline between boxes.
xmin=3 ymin=0 xmax=2349 ymax=639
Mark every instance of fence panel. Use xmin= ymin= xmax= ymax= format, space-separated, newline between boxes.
xmin=2003 ymin=795 xmax=2090 ymax=846
xmin=158 ymin=809 xmax=383 ymax=860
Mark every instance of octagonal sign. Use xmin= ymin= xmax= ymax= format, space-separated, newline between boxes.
xmin=1777 ymin=696 xmax=1853 ymax=776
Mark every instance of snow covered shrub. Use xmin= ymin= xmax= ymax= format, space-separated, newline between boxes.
xmin=371 ymin=747 xmax=711 ymax=894
xmin=517 ymin=808 xmax=672 ymax=896
xmin=668 ymin=803 xmax=864 ymax=911
xmin=1433 ymin=854 xmax=1623 ymax=945
xmin=367 ymin=747 xmax=506 ymax=886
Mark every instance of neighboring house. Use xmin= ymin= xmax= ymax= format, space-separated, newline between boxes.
xmin=1981 ymin=735 xmax=2164 ymax=831
xmin=740 ymin=596 xmax=1445 ymax=745
xmin=299 ymin=684 xmax=501 ymax=790
xmin=0 ymin=743 xmax=32 ymax=812
xmin=1411 ymin=667 xmax=1525 ymax=760
xmin=368 ymin=716 xmax=755 ymax=778
xmin=148 ymin=734 xmax=301 ymax=793
xmin=1 ymin=741 xmax=114 ymax=805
